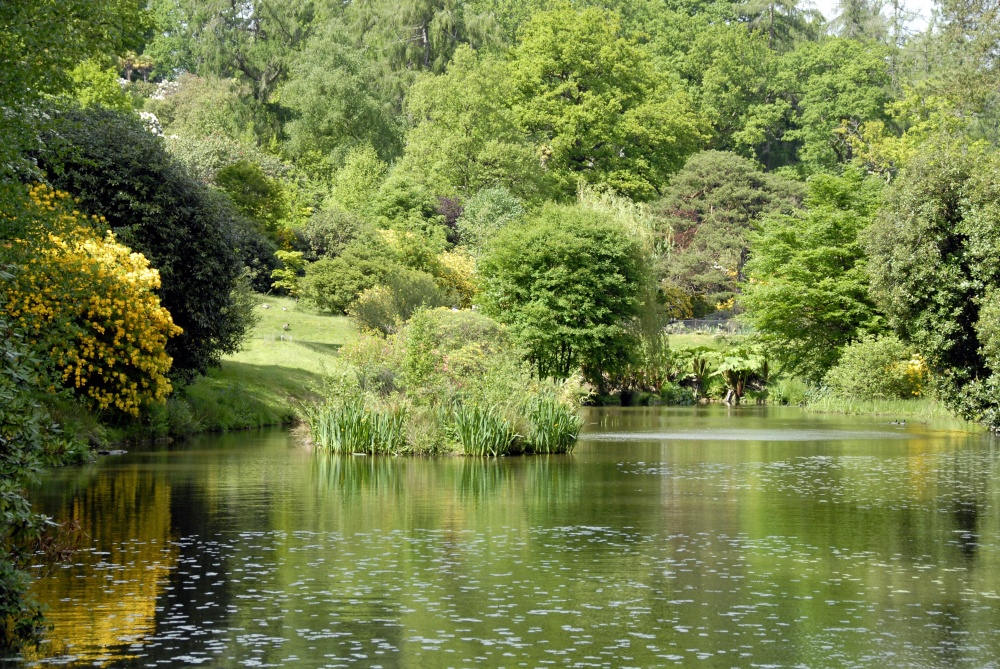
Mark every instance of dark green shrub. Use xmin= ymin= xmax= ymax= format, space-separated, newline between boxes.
xmin=37 ymin=107 xmax=251 ymax=380
xmin=0 ymin=310 xmax=72 ymax=652
xmin=295 ymin=209 xmax=372 ymax=261
xmin=659 ymin=383 xmax=696 ymax=405
xmin=231 ymin=220 xmax=281 ymax=293
xmin=864 ymin=142 xmax=1000 ymax=427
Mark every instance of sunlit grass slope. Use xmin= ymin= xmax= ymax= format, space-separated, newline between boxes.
xmin=667 ymin=333 xmax=725 ymax=350
xmin=182 ymin=296 xmax=356 ymax=431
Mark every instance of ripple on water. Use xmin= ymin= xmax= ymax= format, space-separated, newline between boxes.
xmin=24 ymin=419 xmax=1000 ymax=669
xmin=26 ymin=516 xmax=1000 ymax=669
xmin=588 ymin=428 xmax=911 ymax=442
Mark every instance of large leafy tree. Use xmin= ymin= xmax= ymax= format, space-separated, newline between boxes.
xmin=0 ymin=0 xmax=148 ymax=175
xmin=677 ymin=24 xmax=777 ymax=156
xmin=394 ymin=45 xmax=548 ymax=200
xmin=864 ymin=140 xmax=1000 ymax=428
xmin=741 ymin=170 xmax=885 ymax=381
xmin=346 ymin=0 xmax=501 ymax=74
xmin=706 ymin=37 xmax=892 ymax=171
xmin=829 ymin=0 xmax=889 ymax=42
xmin=901 ymin=0 xmax=1000 ymax=144
xmin=778 ymin=38 xmax=892 ymax=171
xmin=478 ymin=204 xmax=647 ymax=383
xmin=280 ymin=21 xmax=403 ymax=165
xmin=144 ymin=0 xmax=330 ymax=104
xmin=654 ymin=150 xmax=804 ymax=310
xmin=737 ymin=0 xmax=822 ymax=51
xmin=509 ymin=5 xmax=709 ymax=200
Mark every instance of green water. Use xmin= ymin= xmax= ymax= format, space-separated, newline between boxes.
xmin=20 ymin=406 xmax=1000 ymax=668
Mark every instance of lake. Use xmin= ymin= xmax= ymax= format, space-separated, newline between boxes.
xmin=20 ymin=406 xmax=1000 ymax=668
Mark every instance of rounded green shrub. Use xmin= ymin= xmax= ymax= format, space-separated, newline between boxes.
xmin=823 ymin=334 xmax=924 ymax=400
xmin=349 ymin=269 xmax=449 ymax=336
xmin=299 ymin=235 xmax=399 ymax=314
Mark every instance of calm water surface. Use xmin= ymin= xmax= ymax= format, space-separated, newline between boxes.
xmin=20 ymin=406 xmax=1000 ymax=668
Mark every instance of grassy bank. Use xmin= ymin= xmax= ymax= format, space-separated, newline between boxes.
xmin=802 ymin=395 xmax=958 ymax=420
xmin=178 ymin=296 xmax=356 ymax=432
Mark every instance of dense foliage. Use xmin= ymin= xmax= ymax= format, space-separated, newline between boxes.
xmin=306 ymin=308 xmax=585 ymax=455
xmin=655 ymin=151 xmax=805 ymax=311
xmin=823 ymin=334 xmax=926 ymax=400
xmin=865 ymin=143 xmax=1000 ymax=427
xmin=36 ymin=107 xmax=253 ymax=380
xmin=741 ymin=171 xmax=884 ymax=380
xmin=2 ymin=185 xmax=181 ymax=415
xmin=4 ymin=0 xmax=1000 ymax=648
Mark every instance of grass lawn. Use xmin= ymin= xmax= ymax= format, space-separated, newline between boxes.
xmin=181 ymin=296 xmax=357 ymax=431
xmin=668 ymin=333 xmax=727 ymax=350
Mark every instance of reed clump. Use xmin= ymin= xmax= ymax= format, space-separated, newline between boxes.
xmin=304 ymin=399 xmax=407 ymax=454
xmin=449 ymin=404 xmax=520 ymax=456
xmin=525 ymin=395 xmax=582 ymax=454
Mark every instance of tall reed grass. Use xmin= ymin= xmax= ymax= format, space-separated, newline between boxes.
xmin=804 ymin=395 xmax=957 ymax=420
xmin=304 ymin=399 xmax=407 ymax=454
xmin=449 ymin=404 xmax=519 ymax=456
xmin=304 ymin=391 xmax=584 ymax=457
xmin=525 ymin=396 xmax=582 ymax=454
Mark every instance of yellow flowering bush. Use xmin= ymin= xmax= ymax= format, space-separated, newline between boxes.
xmin=904 ymin=354 xmax=929 ymax=397
xmin=823 ymin=334 xmax=925 ymax=401
xmin=1 ymin=185 xmax=181 ymax=415
xmin=434 ymin=249 xmax=477 ymax=307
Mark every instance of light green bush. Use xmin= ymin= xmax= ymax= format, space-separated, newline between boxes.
xmin=823 ymin=334 xmax=924 ymax=400
xmin=349 ymin=269 xmax=449 ymax=336
xmin=456 ymin=186 xmax=525 ymax=250
xmin=299 ymin=235 xmax=399 ymax=314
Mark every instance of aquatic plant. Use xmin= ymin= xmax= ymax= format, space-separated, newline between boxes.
xmin=305 ymin=399 xmax=407 ymax=455
xmin=307 ymin=309 xmax=585 ymax=456
xmin=524 ymin=395 xmax=582 ymax=454
xmin=449 ymin=403 xmax=519 ymax=457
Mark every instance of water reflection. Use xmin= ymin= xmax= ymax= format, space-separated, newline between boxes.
xmin=23 ymin=466 xmax=177 ymax=666
xmin=19 ymin=407 xmax=1000 ymax=668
